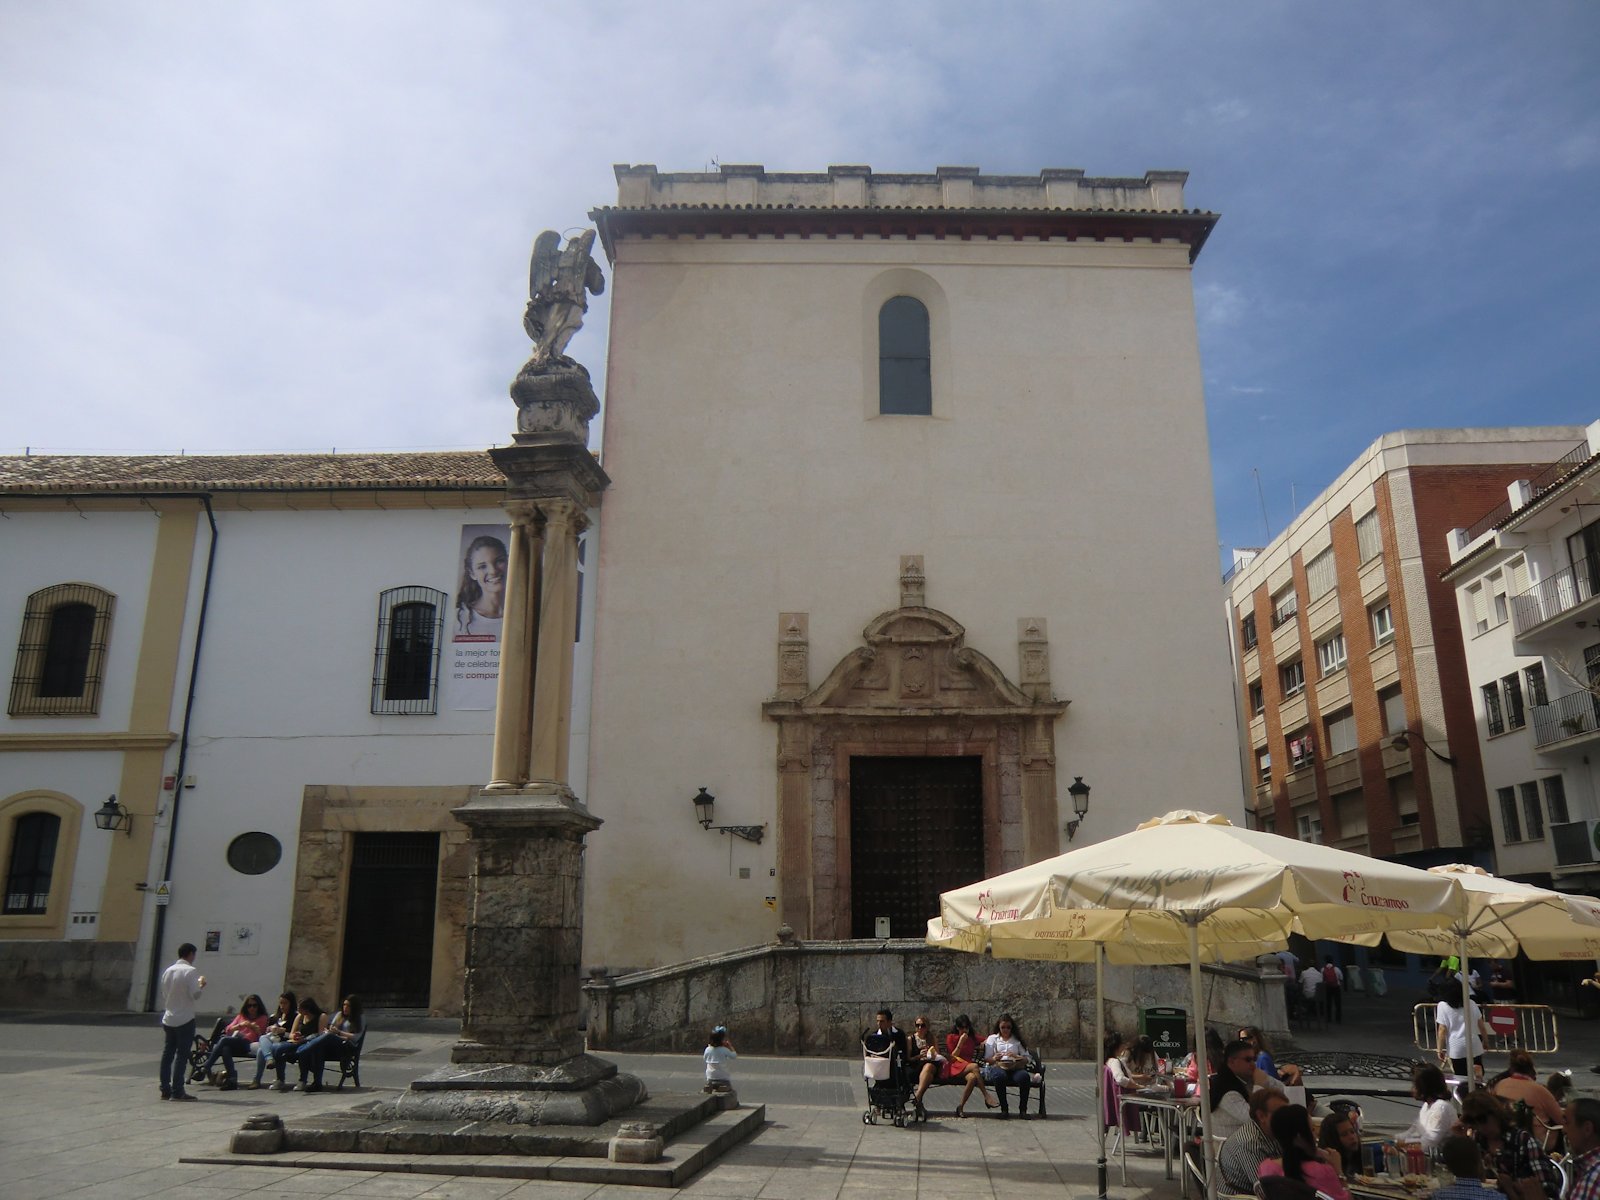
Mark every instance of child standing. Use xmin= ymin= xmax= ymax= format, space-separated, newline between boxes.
xmin=704 ymin=1025 xmax=737 ymax=1094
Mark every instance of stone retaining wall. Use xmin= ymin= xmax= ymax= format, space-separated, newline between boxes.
xmin=0 ymin=938 xmax=135 ymax=1008
xmin=582 ymin=939 xmax=1286 ymax=1058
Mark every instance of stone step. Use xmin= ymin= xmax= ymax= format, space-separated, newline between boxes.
xmin=180 ymin=1096 xmax=765 ymax=1189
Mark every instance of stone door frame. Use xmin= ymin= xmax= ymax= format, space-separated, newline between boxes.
xmin=764 ymin=604 xmax=1067 ymax=940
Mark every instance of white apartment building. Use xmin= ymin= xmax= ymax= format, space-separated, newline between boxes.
xmin=1445 ymin=420 xmax=1600 ymax=899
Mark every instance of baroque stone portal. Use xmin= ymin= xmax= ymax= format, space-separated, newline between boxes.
xmin=763 ymin=600 xmax=1068 ymax=940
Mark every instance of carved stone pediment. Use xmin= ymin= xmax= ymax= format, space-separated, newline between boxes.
xmin=765 ymin=606 xmax=1066 ymax=719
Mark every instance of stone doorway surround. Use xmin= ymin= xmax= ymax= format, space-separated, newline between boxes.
xmin=284 ymin=784 xmax=474 ymax=1017
xmin=763 ymin=561 xmax=1069 ymax=940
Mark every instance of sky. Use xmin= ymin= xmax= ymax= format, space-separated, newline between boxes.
xmin=3 ymin=1 xmax=1598 ymax=559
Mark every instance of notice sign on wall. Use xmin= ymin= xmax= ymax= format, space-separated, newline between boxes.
xmin=445 ymin=523 xmax=509 ymax=710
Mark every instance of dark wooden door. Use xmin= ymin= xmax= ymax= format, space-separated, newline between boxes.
xmin=849 ymin=756 xmax=984 ymax=939
xmin=339 ymin=832 xmax=439 ymax=1008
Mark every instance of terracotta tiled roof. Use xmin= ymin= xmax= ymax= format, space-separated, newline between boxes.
xmin=0 ymin=451 xmax=505 ymax=493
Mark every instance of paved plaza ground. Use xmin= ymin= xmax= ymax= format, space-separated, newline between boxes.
xmin=4 ymin=985 xmax=1598 ymax=1200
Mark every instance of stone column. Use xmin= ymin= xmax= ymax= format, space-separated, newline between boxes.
xmin=530 ymin=501 xmax=583 ymax=782
xmin=487 ymin=501 xmax=543 ymax=791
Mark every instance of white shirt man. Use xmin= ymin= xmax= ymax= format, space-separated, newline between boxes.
xmin=1300 ymin=964 xmax=1322 ymax=999
xmin=156 ymin=942 xmax=206 ymax=1100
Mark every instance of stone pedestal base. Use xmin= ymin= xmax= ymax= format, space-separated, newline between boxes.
xmin=509 ymin=362 xmax=599 ymax=442
xmin=394 ymin=1054 xmax=648 ymax=1127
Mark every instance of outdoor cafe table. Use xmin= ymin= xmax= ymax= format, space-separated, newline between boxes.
xmin=1118 ymin=1086 xmax=1200 ymax=1187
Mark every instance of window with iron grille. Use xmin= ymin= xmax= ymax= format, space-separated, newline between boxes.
xmin=1502 ymin=673 xmax=1525 ymax=730
xmin=3 ymin=811 xmax=58 ymax=915
xmin=8 ymin=583 xmax=115 ymax=716
xmin=371 ymin=587 xmax=446 ymax=715
xmin=1355 ymin=510 xmax=1383 ymax=563
xmin=1520 ymin=781 xmax=1545 ymax=841
xmin=1544 ymin=775 xmax=1570 ymax=825
xmin=1241 ymin=612 xmax=1258 ymax=651
xmin=878 ymin=296 xmax=932 ymax=415
xmin=1305 ymin=549 xmax=1337 ymax=601
xmin=1525 ymin=663 xmax=1548 ymax=708
xmin=1482 ymin=682 xmax=1505 ymax=736
xmin=1497 ymin=786 xmax=1522 ymax=842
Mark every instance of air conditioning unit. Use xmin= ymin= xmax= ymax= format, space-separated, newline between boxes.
xmin=1552 ymin=819 xmax=1600 ymax=867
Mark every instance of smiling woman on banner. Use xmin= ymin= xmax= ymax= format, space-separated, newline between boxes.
xmin=455 ymin=534 xmax=508 ymax=636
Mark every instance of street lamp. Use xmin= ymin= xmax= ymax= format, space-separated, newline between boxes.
xmin=1390 ymin=730 xmax=1456 ymax=766
xmin=1065 ymin=776 xmax=1092 ymax=842
xmin=689 ymin=787 xmax=764 ymax=845
xmin=94 ymin=794 xmax=132 ymax=836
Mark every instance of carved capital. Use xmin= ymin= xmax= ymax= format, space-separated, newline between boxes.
xmin=505 ymin=499 xmax=541 ymax=528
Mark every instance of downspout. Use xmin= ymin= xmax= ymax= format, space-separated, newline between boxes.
xmin=142 ymin=494 xmax=219 ymax=1009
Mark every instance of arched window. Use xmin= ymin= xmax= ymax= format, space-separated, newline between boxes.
xmin=372 ymin=587 xmax=446 ymax=714
xmin=4 ymin=811 xmax=60 ymax=915
xmin=878 ymin=295 xmax=932 ymax=415
xmin=8 ymin=584 xmax=116 ymax=716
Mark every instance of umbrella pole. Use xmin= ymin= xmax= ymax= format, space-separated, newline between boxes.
xmin=1096 ymin=943 xmax=1107 ymax=1199
xmin=1189 ymin=919 xmax=1217 ymax=1200
xmin=1459 ymin=931 xmax=1476 ymax=1088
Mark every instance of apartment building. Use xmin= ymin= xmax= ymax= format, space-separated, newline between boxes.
xmin=1227 ymin=428 xmax=1584 ymax=866
xmin=1444 ymin=420 xmax=1600 ymax=897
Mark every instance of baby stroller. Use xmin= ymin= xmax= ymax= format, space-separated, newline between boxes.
xmin=862 ymin=1038 xmax=921 ymax=1126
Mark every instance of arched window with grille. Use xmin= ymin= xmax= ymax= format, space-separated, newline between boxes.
xmin=3 ymin=811 xmax=60 ymax=915
xmin=8 ymin=583 xmax=116 ymax=716
xmin=372 ymin=586 xmax=446 ymax=714
xmin=878 ymin=295 xmax=932 ymax=415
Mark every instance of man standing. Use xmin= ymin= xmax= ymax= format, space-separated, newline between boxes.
xmin=1219 ymin=1088 xmax=1289 ymax=1193
xmin=1565 ymin=1097 xmax=1600 ymax=1200
xmin=158 ymin=942 xmax=206 ymax=1101
xmin=1321 ymin=958 xmax=1345 ymax=1024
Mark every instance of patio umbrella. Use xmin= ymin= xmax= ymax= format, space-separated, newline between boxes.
xmin=1336 ymin=863 xmax=1600 ymax=1071
xmin=929 ymin=810 xmax=1468 ymax=1200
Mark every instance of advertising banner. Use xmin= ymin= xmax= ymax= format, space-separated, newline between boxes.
xmin=445 ymin=523 xmax=509 ymax=710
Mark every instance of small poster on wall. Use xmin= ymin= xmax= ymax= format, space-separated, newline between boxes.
xmin=204 ymin=929 xmax=221 ymax=953
xmin=445 ymin=523 xmax=509 ymax=710
xmin=229 ymin=923 xmax=260 ymax=955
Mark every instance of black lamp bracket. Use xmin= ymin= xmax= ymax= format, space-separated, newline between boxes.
xmin=710 ymin=824 xmax=765 ymax=845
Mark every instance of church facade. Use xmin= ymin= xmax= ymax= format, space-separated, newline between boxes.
xmin=581 ymin=165 xmax=1245 ymax=970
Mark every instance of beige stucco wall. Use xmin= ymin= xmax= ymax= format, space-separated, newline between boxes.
xmin=584 ymin=233 xmax=1242 ymax=970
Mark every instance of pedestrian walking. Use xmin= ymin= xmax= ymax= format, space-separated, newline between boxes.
xmin=1321 ymin=958 xmax=1344 ymax=1024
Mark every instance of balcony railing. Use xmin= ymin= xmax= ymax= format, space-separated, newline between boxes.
xmin=1512 ymin=552 xmax=1600 ymax=635
xmin=1462 ymin=438 xmax=1594 ymax=545
xmin=1532 ymin=689 xmax=1600 ymax=748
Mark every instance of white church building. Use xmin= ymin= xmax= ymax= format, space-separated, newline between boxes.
xmin=1 ymin=163 xmax=1247 ymax=1012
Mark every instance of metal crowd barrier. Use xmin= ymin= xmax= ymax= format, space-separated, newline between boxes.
xmin=1412 ymin=1002 xmax=1560 ymax=1054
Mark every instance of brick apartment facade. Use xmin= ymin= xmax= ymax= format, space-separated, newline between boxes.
xmin=1228 ymin=428 xmax=1585 ymax=864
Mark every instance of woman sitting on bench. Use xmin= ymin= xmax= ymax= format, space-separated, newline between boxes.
xmin=290 ymin=994 xmax=363 ymax=1092
xmin=195 ymin=994 xmax=269 ymax=1089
